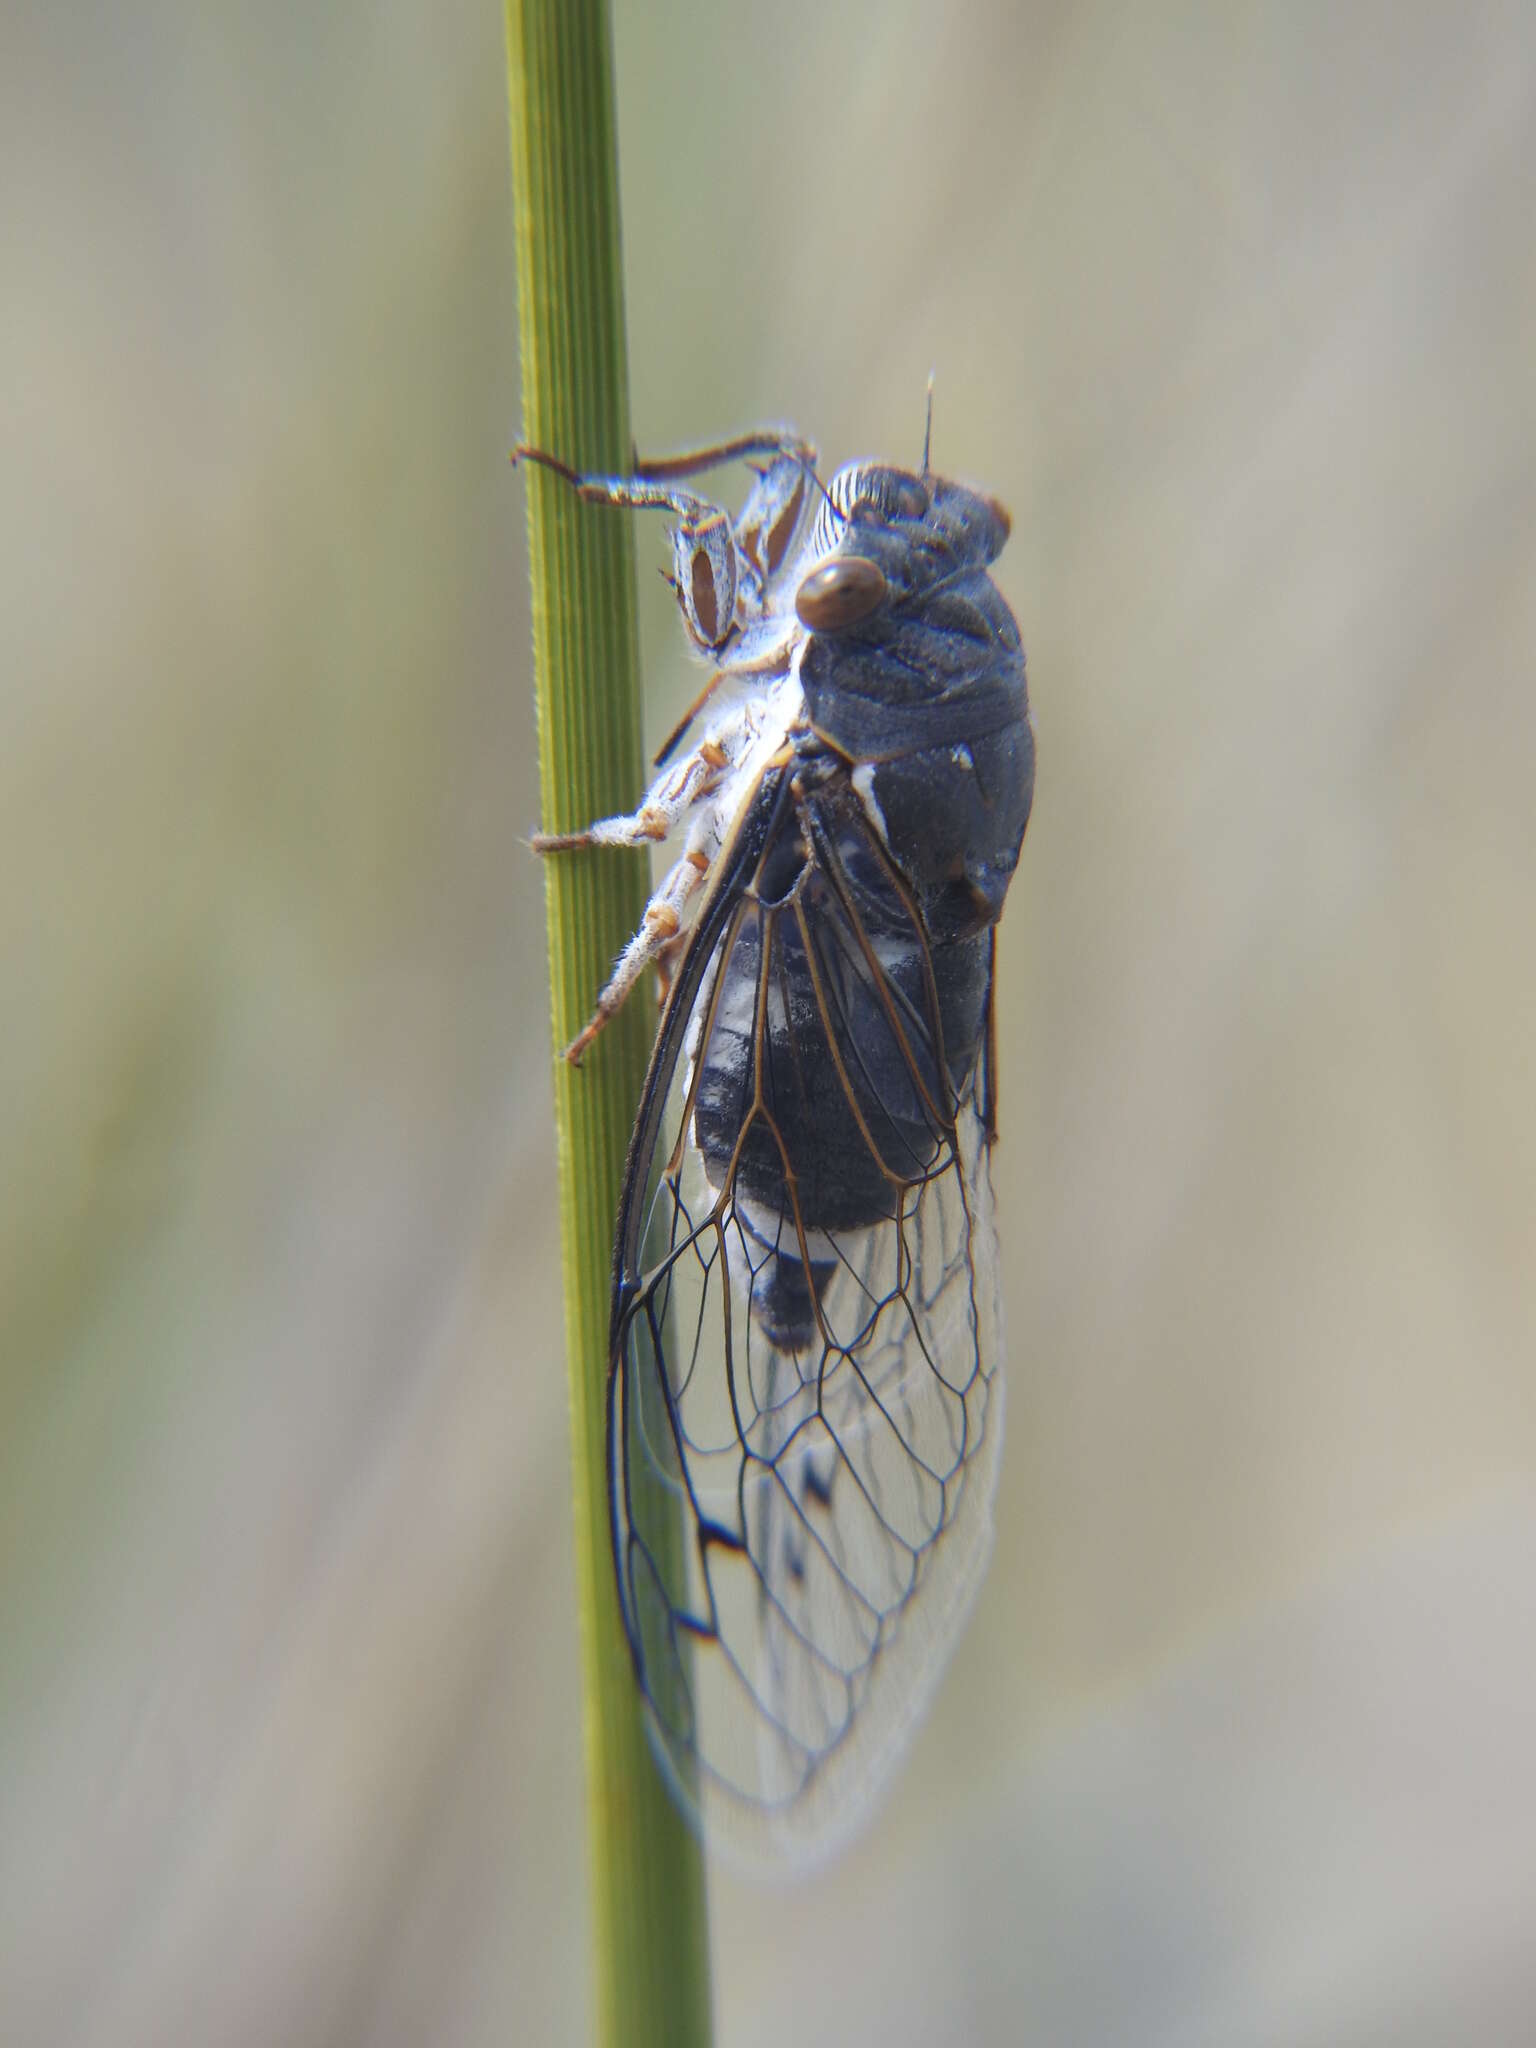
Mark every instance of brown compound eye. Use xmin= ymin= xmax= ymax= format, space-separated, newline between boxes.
xmin=794 ymin=555 xmax=888 ymax=633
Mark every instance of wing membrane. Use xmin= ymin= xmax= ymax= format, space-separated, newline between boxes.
xmin=609 ymin=766 xmax=1003 ymax=1866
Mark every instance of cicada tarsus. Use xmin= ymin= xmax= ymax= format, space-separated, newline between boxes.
xmin=518 ymin=404 xmax=1034 ymax=1867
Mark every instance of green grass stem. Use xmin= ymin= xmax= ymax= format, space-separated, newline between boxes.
xmin=503 ymin=5 xmax=713 ymax=2043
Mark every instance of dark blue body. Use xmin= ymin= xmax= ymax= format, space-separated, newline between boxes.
xmin=689 ymin=465 xmax=1033 ymax=1347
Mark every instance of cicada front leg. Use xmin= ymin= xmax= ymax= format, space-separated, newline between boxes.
xmin=514 ymin=427 xmax=819 ymax=653
xmin=514 ymin=443 xmax=744 ymax=653
xmin=635 ymin=427 xmax=819 ymax=612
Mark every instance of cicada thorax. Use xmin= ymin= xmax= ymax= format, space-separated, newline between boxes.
xmin=798 ymin=477 xmax=1034 ymax=945
xmin=687 ymin=769 xmax=994 ymax=1350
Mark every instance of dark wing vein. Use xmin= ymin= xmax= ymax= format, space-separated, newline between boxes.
xmin=608 ymin=764 xmax=1005 ymax=1866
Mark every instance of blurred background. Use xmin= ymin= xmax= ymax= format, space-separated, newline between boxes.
xmin=4 ymin=1 xmax=1534 ymax=2041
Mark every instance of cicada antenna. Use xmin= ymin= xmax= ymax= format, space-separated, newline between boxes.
xmin=921 ymin=369 xmax=935 ymax=479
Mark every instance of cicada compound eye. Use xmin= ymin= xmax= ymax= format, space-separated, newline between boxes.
xmin=794 ymin=555 xmax=888 ymax=634
xmin=674 ymin=514 xmax=737 ymax=649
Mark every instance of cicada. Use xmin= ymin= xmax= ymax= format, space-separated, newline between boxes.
xmin=519 ymin=406 xmax=1034 ymax=1865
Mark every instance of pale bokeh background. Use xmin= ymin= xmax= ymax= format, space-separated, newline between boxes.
xmin=4 ymin=3 xmax=1534 ymax=2043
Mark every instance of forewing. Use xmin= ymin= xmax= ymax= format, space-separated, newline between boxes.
xmin=609 ymin=775 xmax=1004 ymax=1868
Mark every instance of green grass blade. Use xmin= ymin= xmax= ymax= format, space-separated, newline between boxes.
xmin=503 ymin=3 xmax=713 ymax=2042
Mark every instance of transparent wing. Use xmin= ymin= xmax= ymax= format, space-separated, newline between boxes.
xmin=608 ymin=768 xmax=1004 ymax=1868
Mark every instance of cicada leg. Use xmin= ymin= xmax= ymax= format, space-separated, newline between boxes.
xmin=533 ymin=726 xmax=740 ymax=1064
xmin=514 ymin=443 xmax=741 ymax=650
xmin=514 ymin=427 xmax=820 ymax=1064
xmin=634 ymin=428 xmax=821 ymax=603
xmin=514 ymin=428 xmax=820 ymax=656
xmin=551 ymin=841 xmax=713 ymax=1067
xmin=529 ymin=730 xmax=730 ymax=859
xmin=629 ymin=425 xmax=816 ymax=485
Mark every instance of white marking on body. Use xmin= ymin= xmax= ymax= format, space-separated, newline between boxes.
xmin=851 ymin=762 xmax=889 ymax=846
